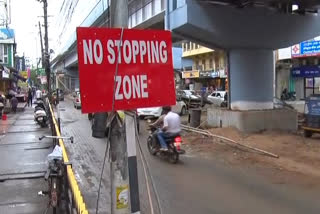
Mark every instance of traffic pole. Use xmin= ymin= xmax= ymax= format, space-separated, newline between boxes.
xmin=125 ymin=112 xmax=140 ymax=214
xmin=109 ymin=1 xmax=141 ymax=214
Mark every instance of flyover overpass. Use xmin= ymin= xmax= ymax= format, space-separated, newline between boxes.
xmin=169 ymin=0 xmax=320 ymax=110
xmin=168 ymin=0 xmax=320 ymax=131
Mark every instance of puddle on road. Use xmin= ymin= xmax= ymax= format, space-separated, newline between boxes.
xmin=22 ymin=162 xmax=46 ymax=166
xmin=62 ymin=119 xmax=78 ymax=124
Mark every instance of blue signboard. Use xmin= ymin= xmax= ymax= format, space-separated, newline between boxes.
xmin=306 ymin=95 xmax=320 ymax=116
xmin=0 ymin=28 xmax=15 ymax=40
xmin=292 ymin=40 xmax=320 ymax=57
xmin=291 ymin=66 xmax=320 ymax=78
xmin=301 ymin=41 xmax=320 ymax=55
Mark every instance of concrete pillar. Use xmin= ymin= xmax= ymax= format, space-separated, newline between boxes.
xmin=229 ymin=49 xmax=273 ymax=110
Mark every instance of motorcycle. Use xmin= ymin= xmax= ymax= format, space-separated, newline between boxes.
xmin=34 ymin=100 xmax=48 ymax=128
xmin=281 ymin=89 xmax=296 ymax=101
xmin=147 ymin=125 xmax=185 ymax=164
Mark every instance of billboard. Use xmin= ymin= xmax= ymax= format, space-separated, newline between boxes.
xmin=0 ymin=28 xmax=14 ymax=43
xmin=292 ymin=40 xmax=320 ymax=58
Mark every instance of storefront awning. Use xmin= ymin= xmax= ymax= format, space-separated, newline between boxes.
xmin=291 ymin=66 xmax=320 ymax=78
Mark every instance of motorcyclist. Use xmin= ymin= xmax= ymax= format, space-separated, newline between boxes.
xmin=156 ymin=106 xmax=181 ymax=151
xmin=149 ymin=107 xmax=170 ymax=128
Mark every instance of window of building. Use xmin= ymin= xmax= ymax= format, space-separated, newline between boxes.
xmin=209 ymin=59 xmax=213 ymax=69
xmin=202 ymin=59 xmax=206 ymax=70
xmin=0 ymin=44 xmax=8 ymax=64
xmin=194 ymin=60 xmax=199 ymax=70
xmin=153 ymin=0 xmax=161 ymax=14
xmin=131 ymin=13 xmax=136 ymax=27
xmin=137 ymin=8 xmax=143 ymax=24
xmin=144 ymin=2 xmax=152 ymax=20
xmin=173 ymin=0 xmax=177 ymax=10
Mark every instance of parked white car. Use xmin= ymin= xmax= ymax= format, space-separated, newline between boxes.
xmin=137 ymin=101 xmax=187 ymax=118
xmin=207 ymin=91 xmax=227 ymax=107
xmin=73 ymin=91 xmax=81 ymax=109
xmin=180 ymin=90 xmax=201 ymax=101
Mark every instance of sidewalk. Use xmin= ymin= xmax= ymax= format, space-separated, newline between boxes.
xmin=0 ymin=107 xmax=53 ymax=214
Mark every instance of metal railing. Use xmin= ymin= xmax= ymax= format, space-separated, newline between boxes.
xmin=47 ymin=101 xmax=89 ymax=214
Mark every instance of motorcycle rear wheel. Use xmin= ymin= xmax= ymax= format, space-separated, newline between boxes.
xmin=147 ymin=136 xmax=157 ymax=155
xmin=169 ymin=152 xmax=179 ymax=164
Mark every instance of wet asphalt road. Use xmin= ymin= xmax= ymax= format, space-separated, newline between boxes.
xmin=60 ymin=98 xmax=320 ymax=214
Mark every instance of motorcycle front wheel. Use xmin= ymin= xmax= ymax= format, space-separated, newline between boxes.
xmin=147 ymin=136 xmax=157 ymax=155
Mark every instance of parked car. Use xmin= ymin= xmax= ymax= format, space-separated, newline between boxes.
xmin=137 ymin=100 xmax=187 ymax=118
xmin=207 ymin=91 xmax=227 ymax=107
xmin=73 ymin=92 xmax=81 ymax=109
xmin=179 ymin=90 xmax=201 ymax=101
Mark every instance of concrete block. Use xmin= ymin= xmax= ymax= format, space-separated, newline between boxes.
xmin=207 ymin=107 xmax=297 ymax=133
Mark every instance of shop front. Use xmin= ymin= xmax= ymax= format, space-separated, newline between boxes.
xmin=182 ymin=70 xmax=227 ymax=92
xmin=291 ymin=65 xmax=320 ymax=99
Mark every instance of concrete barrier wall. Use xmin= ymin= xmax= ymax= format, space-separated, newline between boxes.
xmin=207 ymin=108 xmax=298 ymax=133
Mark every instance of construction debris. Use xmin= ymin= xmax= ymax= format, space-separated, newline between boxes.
xmin=181 ymin=124 xmax=279 ymax=158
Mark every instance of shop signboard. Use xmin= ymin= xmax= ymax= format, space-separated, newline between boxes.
xmin=210 ymin=71 xmax=219 ymax=78
xmin=292 ymin=40 xmax=320 ymax=58
xmin=37 ymin=68 xmax=45 ymax=76
xmin=219 ymin=69 xmax=227 ymax=78
xmin=198 ymin=70 xmax=220 ymax=78
xmin=199 ymin=70 xmax=212 ymax=78
xmin=291 ymin=66 xmax=320 ymax=78
xmin=20 ymin=71 xmax=28 ymax=79
xmin=76 ymin=27 xmax=175 ymax=113
xmin=306 ymin=95 xmax=320 ymax=116
xmin=40 ymin=76 xmax=47 ymax=84
xmin=0 ymin=28 xmax=15 ymax=43
xmin=182 ymin=71 xmax=199 ymax=79
xmin=2 ymin=66 xmax=10 ymax=78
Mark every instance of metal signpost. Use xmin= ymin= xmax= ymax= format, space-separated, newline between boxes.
xmin=76 ymin=24 xmax=175 ymax=213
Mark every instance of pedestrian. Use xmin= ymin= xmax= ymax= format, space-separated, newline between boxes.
xmin=32 ymin=87 xmax=36 ymax=98
xmin=36 ymin=88 xmax=43 ymax=101
xmin=0 ymin=94 xmax=4 ymax=118
xmin=11 ymin=95 xmax=18 ymax=113
xmin=27 ymin=87 xmax=33 ymax=107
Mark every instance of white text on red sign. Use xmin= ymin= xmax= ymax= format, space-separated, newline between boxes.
xmin=82 ymin=39 xmax=168 ymax=65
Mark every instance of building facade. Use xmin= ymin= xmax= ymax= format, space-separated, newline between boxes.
xmin=51 ymin=0 xmax=184 ymax=92
xmin=276 ymin=38 xmax=320 ymax=101
xmin=0 ymin=28 xmax=15 ymax=67
xmin=0 ymin=28 xmax=16 ymax=95
xmin=181 ymin=41 xmax=227 ymax=91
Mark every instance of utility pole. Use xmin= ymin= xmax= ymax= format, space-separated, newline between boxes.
xmin=109 ymin=1 xmax=140 ymax=214
xmin=38 ymin=0 xmax=51 ymax=96
xmin=38 ymin=21 xmax=44 ymax=68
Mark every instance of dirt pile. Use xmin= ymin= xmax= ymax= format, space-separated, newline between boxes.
xmin=183 ymin=127 xmax=320 ymax=188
